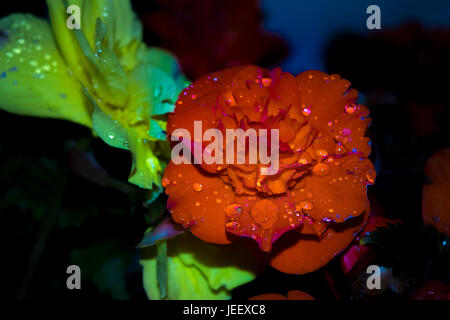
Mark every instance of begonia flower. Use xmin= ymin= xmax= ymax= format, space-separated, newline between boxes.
xmin=164 ymin=65 xmax=375 ymax=274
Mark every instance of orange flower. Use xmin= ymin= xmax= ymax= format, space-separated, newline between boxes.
xmin=423 ymin=148 xmax=450 ymax=236
xmin=163 ymin=66 xmax=375 ymax=274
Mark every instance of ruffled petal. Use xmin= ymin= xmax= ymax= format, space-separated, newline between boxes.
xmin=294 ymin=155 xmax=375 ymax=223
xmin=296 ymin=71 xmax=358 ymax=128
xmin=165 ymin=65 xmax=375 ymax=275
xmin=163 ymin=161 xmax=236 ymax=244
xmin=270 ymin=206 xmax=370 ymax=274
xmin=225 ymin=193 xmax=303 ymax=252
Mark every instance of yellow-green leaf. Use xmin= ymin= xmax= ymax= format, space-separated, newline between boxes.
xmin=141 ymin=233 xmax=261 ymax=300
xmin=0 ymin=14 xmax=91 ymax=127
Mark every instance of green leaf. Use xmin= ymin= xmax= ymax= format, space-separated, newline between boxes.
xmin=0 ymin=14 xmax=92 ymax=127
xmin=140 ymin=234 xmax=261 ymax=300
xmin=156 ymin=240 xmax=168 ymax=299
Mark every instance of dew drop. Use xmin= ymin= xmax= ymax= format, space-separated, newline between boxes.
xmin=312 ymin=163 xmax=330 ymax=176
xmin=225 ymin=203 xmax=241 ymax=217
xmin=192 ymin=182 xmax=203 ymax=192
xmin=345 ymin=104 xmax=357 ymax=114
xmin=154 ymin=85 xmax=162 ymax=99
xmin=315 ymin=149 xmax=328 ymax=158
xmin=299 ymin=200 xmax=314 ymax=210
xmin=162 ymin=177 xmax=170 ymax=187
xmin=302 ymin=106 xmax=312 ymax=116
xmin=342 ymin=128 xmax=351 ymax=136
xmin=261 ymin=77 xmax=272 ymax=87
xmin=335 ymin=143 xmax=346 ymax=155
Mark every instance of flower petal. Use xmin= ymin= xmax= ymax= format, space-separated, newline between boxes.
xmin=295 ymin=155 xmax=374 ymax=223
xmin=296 ymin=71 xmax=358 ymax=128
xmin=163 ymin=161 xmax=236 ymax=244
xmin=286 ymin=290 xmax=315 ymax=300
xmin=270 ymin=206 xmax=369 ymax=274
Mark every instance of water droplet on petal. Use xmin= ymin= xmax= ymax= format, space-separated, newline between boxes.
xmin=315 ymin=149 xmax=328 ymax=158
xmin=225 ymin=203 xmax=242 ymax=217
xmin=154 ymin=85 xmax=163 ymax=99
xmin=302 ymin=106 xmax=312 ymax=116
xmin=162 ymin=177 xmax=170 ymax=187
xmin=261 ymin=77 xmax=272 ymax=87
xmin=342 ymin=128 xmax=351 ymax=136
xmin=192 ymin=182 xmax=203 ymax=192
xmin=335 ymin=143 xmax=346 ymax=156
xmin=250 ymin=199 xmax=279 ymax=230
xmin=299 ymin=200 xmax=314 ymax=210
xmin=312 ymin=163 xmax=330 ymax=176
xmin=345 ymin=104 xmax=357 ymax=114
